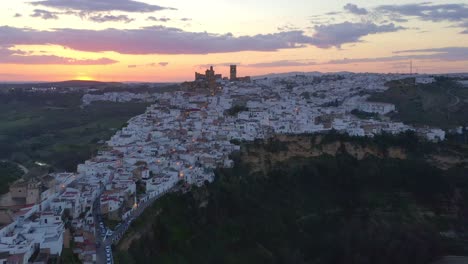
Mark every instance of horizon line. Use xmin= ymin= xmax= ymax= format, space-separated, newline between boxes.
xmin=1 ymin=70 xmax=468 ymax=84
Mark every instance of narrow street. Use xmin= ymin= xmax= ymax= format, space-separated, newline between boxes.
xmin=103 ymin=188 xmax=172 ymax=247
xmin=93 ymin=189 xmax=113 ymax=264
xmin=93 ymin=187 xmax=174 ymax=263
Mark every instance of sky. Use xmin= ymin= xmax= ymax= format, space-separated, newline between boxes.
xmin=0 ymin=0 xmax=467 ymax=82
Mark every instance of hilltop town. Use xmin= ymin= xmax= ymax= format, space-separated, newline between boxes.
xmin=0 ymin=68 xmax=464 ymax=263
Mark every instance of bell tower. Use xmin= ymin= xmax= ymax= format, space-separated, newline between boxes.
xmin=230 ymin=65 xmax=237 ymax=81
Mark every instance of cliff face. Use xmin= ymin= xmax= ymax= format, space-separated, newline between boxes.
xmin=239 ymin=135 xmax=464 ymax=175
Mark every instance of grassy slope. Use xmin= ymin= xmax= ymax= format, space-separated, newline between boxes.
xmin=369 ymin=78 xmax=468 ymax=129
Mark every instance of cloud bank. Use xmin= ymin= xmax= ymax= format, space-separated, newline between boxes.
xmin=128 ymin=62 xmax=169 ymax=68
xmin=344 ymin=3 xmax=368 ymax=15
xmin=327 ymin=47 xmax=468 ymax=64
xmin=89 ymin=14 xmax=134 ymax=23
xmin=31 ymin=0 xmax=175 ymax=13
xmin=147 ymin=16 xmax=170 ymax=22
xmin=377 ymin=2 xmax=468 ymax=22
xmin=0 ymin=23 xmax=405 ymax=55
xmin=246 ymin=60 xmax=316 ymax=68
xmin=310 ymin=22 xmax=405 ymax=48
xmin=30 ymin=9 xmax=59 ymax=20
xmin=0 ymin=46 xmax=117 ymax=65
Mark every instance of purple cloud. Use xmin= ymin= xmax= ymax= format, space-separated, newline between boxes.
xmin=310 ymin=22 xmax=405 ymax=48
xmin=246 ymin=60 xmax=316 ymax=68
xmin=393 ymin=47 xmax=468 ymax=60
xmin=128 ymin=62 xmax=169 ymax=68
xmin=89 ymin=14 xmax=134 ymax=23
xmin=277 ymin=24 xmax=299 ymax=32
xmin=344 ymin=3 xmax=368 ymax=15
xmin=0 ymin=26 xmax=313 ymax=54
xmin=327 ymin=47 xmax=468 ymax=64
xmin=147 ymin=16 xmax=170 ymax=22
xmin=0 ymin=24 xmax=405 ymax=55
xmin=31 ymin=0 xmax=175 ymax=13
xmin=376 ymin=3 xmax=468 ymax=22
xmin=458 ymin=21 xmax=468 ymax=34
xmin=30 ymin=9 xmax=59 ymax=20
xmin=0 ymin=46 xmax=117 ymax=65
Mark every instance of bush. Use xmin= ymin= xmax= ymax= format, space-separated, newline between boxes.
xmin=225 ymin=105 xmax=249 ymax=116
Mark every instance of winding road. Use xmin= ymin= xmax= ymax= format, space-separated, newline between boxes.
xmin=0 ymin=160 xmax=29 ymax=175
xmin=446 ymin=89 xmax=460 ymax=109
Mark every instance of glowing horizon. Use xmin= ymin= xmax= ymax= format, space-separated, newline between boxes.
xmin=0 ymin=0 xmax=467 ymax=82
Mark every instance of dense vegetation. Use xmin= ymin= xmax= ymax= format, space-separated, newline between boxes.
xmin=0 ymin=161 xmax=24 ymax=194
xmin=0 ymin=91 xmax=150 ymax=172
xmin=115 ymin=134 xmax=468 ymax=264
xmin=369 ymin=78 xmax=468 ymax=128
xmin=225 ymin=105 xmax=249 ymax=116
xmin=350 ymin=109 xmax=380 ymax=120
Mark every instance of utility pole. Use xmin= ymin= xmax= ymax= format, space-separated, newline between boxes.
xmin=410 ymin=60 xmax=413 ymax=75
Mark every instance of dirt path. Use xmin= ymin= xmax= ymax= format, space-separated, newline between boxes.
xmin=447 ymin=89 xmax=460 ymax=109
xmin=0 ymin=160 xmax=29 ymax=175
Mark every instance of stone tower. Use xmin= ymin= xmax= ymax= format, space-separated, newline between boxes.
xmin=230 ymin=65 xmax=237 ymax=81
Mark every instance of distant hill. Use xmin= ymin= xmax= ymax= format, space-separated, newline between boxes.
xmin=31 ymin=80 xmax=123 ymax=88
xmin=46 ymin=80 xmax=122 ymax=87
xmin=369 ymin=77 xmax=468 ymax=129
xmin=0 ymin=80 xmax=123 ymax=89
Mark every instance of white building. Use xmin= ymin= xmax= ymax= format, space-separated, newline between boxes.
xmin=416 ymin=77 xmax=436 ymax=84
xmin=358 ymin=102 xmax=396 ymax=115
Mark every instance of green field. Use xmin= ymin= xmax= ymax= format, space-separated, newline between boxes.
xmin=0 ymin=91 xmax=151 ymax=174
xmin=369 ymin=78 xmax=468 ymax=129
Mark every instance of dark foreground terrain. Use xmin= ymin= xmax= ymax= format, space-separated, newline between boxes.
xmin=115 ymin=133 xmax=468 ymax=264
xmin=369 ymin=78 xmax=468 ymax=129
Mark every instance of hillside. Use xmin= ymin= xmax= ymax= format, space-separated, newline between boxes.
xmin=369 ymin=78 xmax=468 ymax=129
xmin=115 ymin=133 xmax=468 ymax=264
xmin=0 ymin=91 xmax=151 ymax=172
xmin=0 ymin=80 xmax=123 ymax=89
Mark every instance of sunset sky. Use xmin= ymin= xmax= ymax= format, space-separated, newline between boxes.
xmin=0 ymin=0 xmax=467 ymax=82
